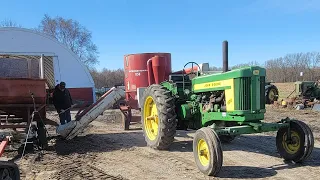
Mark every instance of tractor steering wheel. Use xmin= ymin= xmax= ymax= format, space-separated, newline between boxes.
xmin=183 ymin=62 xmax=201 ymax=77
xmin=182 ymin=62 xmax=201 ymax=92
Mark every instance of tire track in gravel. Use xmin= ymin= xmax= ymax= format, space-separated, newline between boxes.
xmin=16 ymin=109 xmax=319 ymax=180
xmin=49 ymin=155 xmax=127 ymax=180
xmin=93 ymin=124 xmax=320 ymax=180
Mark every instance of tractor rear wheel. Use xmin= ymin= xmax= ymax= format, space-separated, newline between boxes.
xmin=266 ymin=85 xmax=279 ymax=104
xmin=276 ymin=120 xmax=314 ymax=163
xmin=193 ymin=127 xmax=223 ymax=176
xmin=141 ymin=84 xmax=177 ymax=150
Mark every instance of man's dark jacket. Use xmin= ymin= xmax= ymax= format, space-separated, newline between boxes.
xmin=52 ymin=85 xmax=73 ymax=112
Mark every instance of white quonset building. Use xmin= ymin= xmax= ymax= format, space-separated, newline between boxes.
xmin=0 ymin=27 xmax=96 ymax=104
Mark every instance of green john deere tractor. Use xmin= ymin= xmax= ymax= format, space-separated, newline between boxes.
xmin=140 ymin=41 xmax=314 ymax=176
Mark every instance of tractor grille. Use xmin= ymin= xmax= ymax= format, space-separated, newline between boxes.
xmin=238 ymin=77 xmax=251 ymax=110
xmin=260 ymin=76 xmax=266 ymax=109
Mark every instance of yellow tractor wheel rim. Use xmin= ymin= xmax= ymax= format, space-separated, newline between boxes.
xmin=143 ymin=96 xmax=159 ymax=141
xmin=197 ymin=139 xmax=210 ymax=166
xmin=269 ymin=90 xmax=275 ymax=100
xmin=269 ymin=90 xmax=274 ymax=100
xmin=282 ymin=131 xmax=301 ymax=154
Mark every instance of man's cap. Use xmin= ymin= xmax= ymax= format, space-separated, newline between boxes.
xmin=60 ymin=82 xmax=66 ymax=86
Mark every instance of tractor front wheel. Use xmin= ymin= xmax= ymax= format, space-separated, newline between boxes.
xmin=276 ymin=120 xmax=314 ymax=163
xmin=193 ymin=127 xmax=223 ymax=176
xmin=141 ymin=84 xmax=177 ymax=150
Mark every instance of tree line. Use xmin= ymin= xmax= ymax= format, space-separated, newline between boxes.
xmin=2 ymin=18 xmax=320 ymax=87
xmin=226 ymin=52 xmax=320 ymax=83
xmin=90 ymin=68 xmax=124 ymax=89
xmin=91 ymin=51 xmax=320 ymax=88
xmin=264 ymin=52 xmax=320 ymax=82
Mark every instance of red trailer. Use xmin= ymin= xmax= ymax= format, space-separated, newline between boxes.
xmin=0 ymin=77 xmax=48 ymax=148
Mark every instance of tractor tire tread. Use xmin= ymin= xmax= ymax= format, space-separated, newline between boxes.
xmin=266 ymin=85 xmax=279 ymax=104
xmin=291 ymin=120 xmax=314 ymax=162
xmin=193 ymin=127 xmax=223 ymax=176
xmin=141 ymin=84 xmax=177 ymax=150
xmin=276 ymin=120 xmax=314 ymax=163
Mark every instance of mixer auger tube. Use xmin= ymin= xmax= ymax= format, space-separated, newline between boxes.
xmin=56 ymin=87 xmax=125 ymax=140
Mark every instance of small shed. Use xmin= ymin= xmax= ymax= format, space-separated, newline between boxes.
xmin=0 ymin=27 xmax=96 ymax=104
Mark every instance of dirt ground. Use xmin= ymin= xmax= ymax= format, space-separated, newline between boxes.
xmin=272 ymin=83 xmax=295 ymax=100
xmin=2 ymin=104 xmax=320 ymax=180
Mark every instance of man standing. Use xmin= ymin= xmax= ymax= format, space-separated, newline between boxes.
xmin=53 ymin=82 xmax=74 ymax=125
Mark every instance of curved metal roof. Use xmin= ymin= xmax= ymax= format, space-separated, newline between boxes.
xmin=0 ymin=27 xmax=95 ymax=89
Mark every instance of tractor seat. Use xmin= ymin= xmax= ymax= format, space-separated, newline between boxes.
xmin=169 ymin=74 xmax=191 ymax=83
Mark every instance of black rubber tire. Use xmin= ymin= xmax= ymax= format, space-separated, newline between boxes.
xmin=141 ymin=84 xmax=177 ymax=150
xmin=276 ymin=120 xmax=314 ymax=163
xmin=193 ymin=127 xmax=223 ymax=176
xmin=37 ymin=121 xmax=48 ymax=150
xmin=219 ymin=135 xmax=236 ymax=143
xmin=0 ymin=161 xmax=20 ymax=180
xmin=303 ymin=120 xmax=314 ymax=161
xmin=266 ymin=85 xmax=279 ymax=104
xmin=121 ymin=112 xmax=130 ymax=130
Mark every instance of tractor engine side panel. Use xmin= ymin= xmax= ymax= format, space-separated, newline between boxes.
xmin=189 ymin=66 xmax=266 ymax=126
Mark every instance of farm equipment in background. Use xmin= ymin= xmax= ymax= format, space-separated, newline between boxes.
xmin=294 ymin=81 xmax=320 ymax=100
xmin=140 ymin=41 xmax=314 ymax=176
xmin=279 ymin=81 xmax=320 ymax=109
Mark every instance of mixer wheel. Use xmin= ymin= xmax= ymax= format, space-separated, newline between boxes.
xmin=193 ymin=127 xmax=223 ymax=176
xmin=37 ymin=120 xmax=48 ymax=150
xmin=276 ymin=120 xmax=314 ymax=163
xmin=141 ymin=84 xmax=177 ymax=150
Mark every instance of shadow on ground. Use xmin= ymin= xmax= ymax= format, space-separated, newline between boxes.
xmin=217 ymin=166 xmax=277 ymax=178
xmin=168 ymin=132 xmax=320 ymax=179
xmin=53 ymin=131 xmax=146 ymax=155
xmin=223 ymin=135 xmax=320 ymax=167
xmin=171 ymin=131 xmax=320 ymax=166
xmin=10 ymin=131 xmax=146 ymax=159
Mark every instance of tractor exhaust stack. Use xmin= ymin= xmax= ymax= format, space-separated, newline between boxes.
xmin=223 ymin=40 xmax=228 ymax=72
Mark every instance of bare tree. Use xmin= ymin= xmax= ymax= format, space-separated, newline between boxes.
xmin=90 ymin=68 xmax=124 ymax=88
xmin=0 ymin=19 xmax=22 ymax=27
xmin=231 ymin=61 xmax=260 ymax=70
xmin=209 ymin=66 xmax=222 ymax=71
xmin=264 ymin=52 xmax=320 ymax=83
xmin=38 ymin=14 xmax=99 ymax=67
xmin=90 ymin=52 xmax=320 ymax=87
